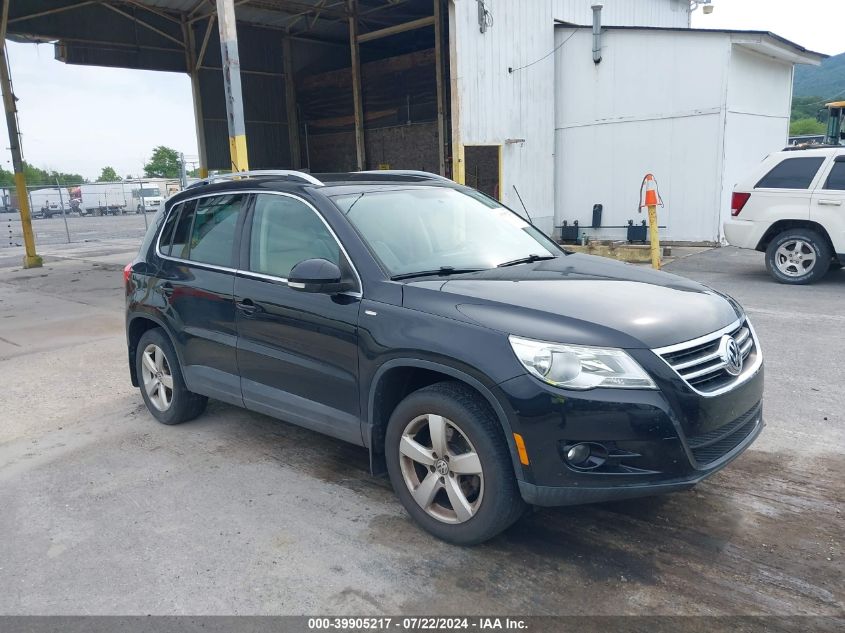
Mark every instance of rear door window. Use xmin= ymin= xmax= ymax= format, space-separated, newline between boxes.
xmin=188 ymin=194 xmax=245 ymax=267
xmin=755 ymin=157 xmax=825 ymax=190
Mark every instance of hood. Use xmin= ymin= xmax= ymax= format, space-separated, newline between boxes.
xmin=401 ymin=253 xmax=742 ymax=349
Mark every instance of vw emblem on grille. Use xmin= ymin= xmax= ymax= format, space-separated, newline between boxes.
xmin=719 ymin=335 xmax=743 ymax=376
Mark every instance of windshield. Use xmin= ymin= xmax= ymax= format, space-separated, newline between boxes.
xmin=333 ymin=187 xmax=559 ymax=277
xmin=137 ymin=188 xmax=160 ymax=197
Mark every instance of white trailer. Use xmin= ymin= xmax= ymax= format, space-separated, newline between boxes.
xmin=76 ymin=183 xmax=127 ymax=216
xmin=30 ymin=187 xmax=69 ymax=219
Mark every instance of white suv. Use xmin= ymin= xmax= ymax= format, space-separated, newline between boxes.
xmin=724 ymin=147 xmax=845 ymax=284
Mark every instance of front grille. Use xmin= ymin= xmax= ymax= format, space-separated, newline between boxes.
xmin=687 ymin=404 xmax=761 ymax=465
xmin=656 ymin=319 xmax=757 ymax=395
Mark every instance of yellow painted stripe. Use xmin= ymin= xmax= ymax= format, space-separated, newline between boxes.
xmin=229 ymin=134 xmax=249 ymax=172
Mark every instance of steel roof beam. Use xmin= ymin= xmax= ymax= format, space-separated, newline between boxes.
xmin=101 ymin=3 xmax=185 ymax=48
xmin=8 ymin=1 xmax=98 ymax=25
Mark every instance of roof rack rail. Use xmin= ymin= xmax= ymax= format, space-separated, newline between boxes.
xmin=357 ymin=170 xmax=453 ymax=182
xmin=203 ymin=170 xmax=324 ymax=186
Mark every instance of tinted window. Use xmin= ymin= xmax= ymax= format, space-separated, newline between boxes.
xmin=823 ymin=160 xmax=845 ymax=190
xmin=248 ymin=194 xmax=339 ymax=279
xmin=755 ymin=157 xmax=825 ymax=189
xmin=159 ymin=202 xmax=182 ymax=253
xmin=188 ymin=194 xmax=244 ymax=267
xmin=169 ymin=200 xmax=196 ymax=258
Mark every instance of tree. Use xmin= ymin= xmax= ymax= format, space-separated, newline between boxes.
xmin=791 ymin=95 xmax=828 ymax=123
xmin=97 ymin=166 xmax=121 ymax=182
xmin=143 ymin=146 xmax=181 ymax=178
xmin=790 ymin=117 xmax=826 ymax=136
xmin=0 ymin=163 xmax=84 ymax=187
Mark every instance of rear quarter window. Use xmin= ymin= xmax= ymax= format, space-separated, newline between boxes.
xmin=755 ymin=157 xmax=825 ymax=190
xmin=823 ymin=159 xmax=845 ymax=190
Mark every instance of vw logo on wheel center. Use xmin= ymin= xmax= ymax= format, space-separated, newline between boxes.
xmin=435 ymin=459 xmax=450 ymax=476
xmin=719 ymin=335 xmax=743 ymax=376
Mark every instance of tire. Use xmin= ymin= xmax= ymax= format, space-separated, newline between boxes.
xmin=135 ymin=328 xmax=207 ymax=425
xmin=765 ymin=228 xmax=831 ymax=285
xmin=385 ymin=381 xmax=525 ymax=545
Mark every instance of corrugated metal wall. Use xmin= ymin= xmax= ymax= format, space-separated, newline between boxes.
xmin=192 ymin=21 xmax=291 ymax=170
xmin=451 ymin=0 xmax=690 ymax=233
xmin=553 ymin=28 xmax=796 ymax=243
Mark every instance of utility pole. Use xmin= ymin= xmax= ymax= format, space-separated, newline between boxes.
xmin=215 ymin=0 xmax=248 ymax=172
xmin=0 ymin=0 xmax=41 ymax=268
xmin=180 ymin=152 xmax=187 ymax=188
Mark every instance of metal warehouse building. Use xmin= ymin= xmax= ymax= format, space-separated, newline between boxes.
xmin=3 ymin=0 xmax=824 ymax=242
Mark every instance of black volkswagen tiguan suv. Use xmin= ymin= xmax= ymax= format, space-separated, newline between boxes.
xmin=125 ymin=170 xmax=763 ymax=544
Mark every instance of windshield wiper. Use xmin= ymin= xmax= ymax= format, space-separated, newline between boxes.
xmin=497 ymin=254 xmax=557 ymax=268
xmin=390 ymin=267 xmax=484 ymax=281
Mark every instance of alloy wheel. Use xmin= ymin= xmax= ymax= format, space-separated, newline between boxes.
xmin=141 ymin=343 xmax=174 ymax=412
xmin=774 ymin=239 xmax=816 ymax=277
xmin=398 ymin=414 xmax=484 ymax=524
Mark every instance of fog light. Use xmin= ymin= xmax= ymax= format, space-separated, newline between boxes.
xmin=566 ymin=443 xmax=591 ymax=465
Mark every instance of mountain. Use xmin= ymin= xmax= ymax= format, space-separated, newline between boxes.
xmin=793 ymin=51 xmax=845 ymax=99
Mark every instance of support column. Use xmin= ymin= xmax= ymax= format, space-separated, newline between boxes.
xmin=447 ymin=0 xmax=463 ymax=184
xmin=183 ymin=15 xmax=208 ymax=178
xmin=215 ymin=0 xmax=248 ymax=172
xmin=348 ymin=0 xmax=366 ymax=170
xmin=0 ymin=1 xmax=41 ymax=268
xmin=282 ymin=35 xmax=301 ymax=169
xmin=433 ymin=0 xmax=446 ymax=176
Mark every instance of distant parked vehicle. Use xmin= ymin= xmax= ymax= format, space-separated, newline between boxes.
xmin=131 ymin=185 xmax=165 ymax=214
xmin=29 ymin=188 xmax=69 ymax=219
xmin=724 ymin=146 xmax=845 ymax=284
xmin=73 ymin=183 xmax=127 ymax=216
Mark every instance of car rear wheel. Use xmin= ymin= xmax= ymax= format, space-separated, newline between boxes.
xmin=765 ymin=228 xmax=831 ymax=285
xmin=385 ymin=382 xmax=525 ymax=545
xmin=135 ymin=328 xmax=207 ymax=425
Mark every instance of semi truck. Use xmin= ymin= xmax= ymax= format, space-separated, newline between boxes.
xmin=70 ymin=183 xmax=127 ymax=216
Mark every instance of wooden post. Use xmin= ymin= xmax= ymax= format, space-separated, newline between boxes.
xmin=447 ymin=0 xmax=463 ymax=184
xmin=282 ymin=35 xmax=301 ymax=168
xmin=433 ymin=0 xmax=446 ymax=176
xmin=348 ymin=0 xmax=366 ymax=170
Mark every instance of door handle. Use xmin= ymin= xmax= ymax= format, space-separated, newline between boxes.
xmin=817 ymin=199 xmax=843 ymax=206
xmin=236 ymin=298 xmax=258 ymax=315
xmin=160 ymin=283 xmax=174 ymax=297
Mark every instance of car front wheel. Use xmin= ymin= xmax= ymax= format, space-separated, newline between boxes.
xmin=385 ymin=382 xmax=525 ymax=545
xmin=135 ymin=328 xmax=207 ymax=425
xmin=765 ymin=228 xmax=831 ymax=285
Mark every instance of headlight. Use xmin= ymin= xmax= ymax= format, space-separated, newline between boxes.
xmin=509 ymin=336 xmax=657 ymax=390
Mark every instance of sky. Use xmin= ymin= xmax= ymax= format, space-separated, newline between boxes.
xmin=690 ymin=0 xmax=844 ymax=56
xmin=2 ymin=42 xmax=197 ymax=181
xmin=1 ymin=0 xmax=843 ymax=181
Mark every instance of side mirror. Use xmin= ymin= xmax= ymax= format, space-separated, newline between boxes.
xmin=288 ymin=258 xmax=352 ymax=294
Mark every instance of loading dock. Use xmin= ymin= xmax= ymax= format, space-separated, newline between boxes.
xmin=5 ymin=0 xmax=451 ymax=179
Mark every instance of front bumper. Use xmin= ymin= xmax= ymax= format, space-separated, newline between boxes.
xmin=494 ymin=351 xmax=764 ymax=506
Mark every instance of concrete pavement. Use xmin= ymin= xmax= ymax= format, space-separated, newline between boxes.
xmin=0 ymin=243 xmax=842 ymax=617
